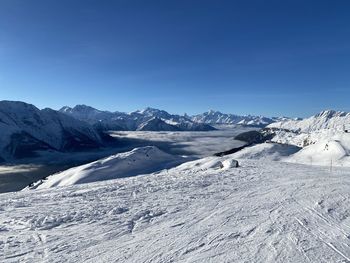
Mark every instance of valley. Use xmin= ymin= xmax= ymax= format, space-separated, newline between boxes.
xmin=0 ymin=125 xmax=252 ymax=193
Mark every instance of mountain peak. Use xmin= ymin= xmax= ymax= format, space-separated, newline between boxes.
xmin=315 ymin=110 xmax=346 ymax=118
xmin=207 ymin=109 xmax=222 ymax=115
xmin=59 ymin=106 xmax=72 ymax=112
xmin=73 ymin=104 xmax=99 ymax=112
xmin=138 ymin=107 xmax=163 ymax=114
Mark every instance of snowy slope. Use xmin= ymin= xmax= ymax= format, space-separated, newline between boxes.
xmin=264 ymin=110 xmax=350 ymax=167
xmin=285 ymin=140 xmax=350 ymax=166
xmin=1 ymin=157 xmax=350 ymax=262
xmin=34 ymin=146 xmax=186 ymax=188
xmin=229 ymin=143 xmax=301 ymax=161
xmin=228 ymin=139 xmax=350 ymax=167
xmin=0 ymin=101 xmax=104 ymax=161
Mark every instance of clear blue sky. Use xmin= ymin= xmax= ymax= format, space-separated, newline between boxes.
xmin=1 ymin=0 xmax=350 ymax=117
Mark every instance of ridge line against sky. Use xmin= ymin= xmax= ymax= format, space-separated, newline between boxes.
xmin=1 ymin=0 xmax=350 ymax=117
xmin=0 ymin=99 xmax=340 ymax=119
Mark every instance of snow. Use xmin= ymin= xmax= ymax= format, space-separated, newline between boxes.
xmin=34 ymin=146 xmax=187 ymax=189
xmin=230 ymin=143 xmax=301 ymax=161
xmin=236 ymin=135 xmax=350 ymax=168
xmin=286 ymin=140 xmax=350 ymax=167
xmin=1 ymin=157 xmax=350 ymax=262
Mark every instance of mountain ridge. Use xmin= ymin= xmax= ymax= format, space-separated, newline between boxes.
xmin=0 ymin=100 xmax=107 ymax=162
xmin=59 ymin=105 xmax=216 ymax=131
xmin=268 ymin=109 xmax=350 ymax=132
xmin=60 ymin=105 xmax=285 ymax=130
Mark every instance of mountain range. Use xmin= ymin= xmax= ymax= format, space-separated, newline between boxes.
xmin=3 ymin=100 xmax=350 ymax=164
xmin=0 ymin=100 xmax=281 ymax=162
xmin=59 ymin=105 xmax=217 ymax=131
xmin=1 ymin=100 xmax=289 ymax=162
xmin=59 ymin=105 xmax=282 ymax=131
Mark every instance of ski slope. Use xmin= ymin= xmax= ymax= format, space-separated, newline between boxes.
xmin=1 ymin=156 xmax=350 ymax=262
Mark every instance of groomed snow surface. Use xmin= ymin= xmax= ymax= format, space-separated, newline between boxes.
xmin=1 ymin=152 xmax=350 ymax=262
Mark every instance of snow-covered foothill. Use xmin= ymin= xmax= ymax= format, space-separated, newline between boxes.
xmin=34 ymin=146 xmax=187 ymax=189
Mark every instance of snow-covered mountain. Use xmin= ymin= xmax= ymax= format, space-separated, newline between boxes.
xmin=258 ymin=110 xmax=350 ymax=167
xmin=266 ymin=110 xmax=350 ymax=148
xmin=60 ymin=105 xmax=216 ymax=131
xmin=136 ymin=117 xmax=180 ymax=131
xmin=191 ymin=110 xmax=285 ymax=127
xmin=268 ymin=110 xmax=350 ymax=133
xmin=0 ymin=101 xmax=105 ymax=162
xmin=60 ymin=105 xmax=129 ymax=130
xmin=33 ymin=146 xmax=187 ymax=189
xmin=60 ymin=105 xmax=286 ymax=131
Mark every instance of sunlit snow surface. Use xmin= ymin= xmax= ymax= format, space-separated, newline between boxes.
xmin=34 ymin=146 xmax=188 ymax=189
xmin=1 ymin=157 xmax=350 ymax=262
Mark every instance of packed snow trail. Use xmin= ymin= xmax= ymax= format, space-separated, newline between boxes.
xmin=0 ymin=159 xmax=350 ymax=262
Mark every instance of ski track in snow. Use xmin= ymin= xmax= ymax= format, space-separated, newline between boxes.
xmin=0 ymin=160 xmax=350 ymax=262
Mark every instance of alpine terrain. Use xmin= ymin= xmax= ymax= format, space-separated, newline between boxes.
xmin=1 ymin=109 xmax=350 ymax=262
